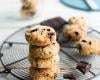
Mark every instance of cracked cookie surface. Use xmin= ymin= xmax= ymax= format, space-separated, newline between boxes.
xmin=25 ymin=25 xmax=56 ymax=46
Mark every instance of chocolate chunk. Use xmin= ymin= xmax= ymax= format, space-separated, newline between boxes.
xmin=89 ymin=41 xmax=92 ymax=45
xmin=43 ymin=29 xmax=46 ymax=30
xmin=75 ymin=32 xmax=79 ymax=36
xmin=68 ymin=35 xmax=71 ymax=39
xmin=76 ymin=61 xmax=91 ymax=74
xmin=63 ymin=73 xmax=76 ymax=80
xmin=31 ymin=29 xmax=38 ymax=32
xmin=40 ymin=17 xmax=68 ymax=31
xmin=82 ymin=40 xmax=87 ymax=42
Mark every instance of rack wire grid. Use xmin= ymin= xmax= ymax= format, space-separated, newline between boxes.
xmin=0 ymin=23 xmax=100 ymax=80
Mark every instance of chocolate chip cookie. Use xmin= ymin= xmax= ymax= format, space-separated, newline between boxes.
xmin=77 ymin=37 xmax=100 ymax=55
xmin=25 ymin=25 xmax=57 ymax=46
xmin=28 ymin=55 xmax=60 ymax=68
xmin=63 ymin=24 xmax=88 ymax=41
xmin=29 ymin=41 xmax=60 ymax=58
xmin=29 ymin=65 xmax=59 ymax=80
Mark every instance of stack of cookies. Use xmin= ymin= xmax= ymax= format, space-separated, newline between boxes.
xmin=25 ymin=25 xmax=60 ymax=80
xmin=20 ymin=0 xmax=37 ymax=17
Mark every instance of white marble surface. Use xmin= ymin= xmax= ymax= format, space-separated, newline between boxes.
xmin=0 ymin=0 xmax=100 ymax=79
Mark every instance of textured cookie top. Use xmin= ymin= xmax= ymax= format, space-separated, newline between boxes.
xmin=68 ymin=16 xmax=87 ymax=26
xmin=25 ymin=25 xmax=56 ymax=46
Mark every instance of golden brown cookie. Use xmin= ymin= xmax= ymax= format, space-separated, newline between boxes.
xmin=77 ymin=37 xmax=100 ymax=55
xmin=63 ymin=24 xmax=88 ymax=41
xmin=20 ymin=2 xmax=37 ymax=17
xmin=25 ymin=25 xmax=56 ymax=46
xmin=28 ymin=55 xmax=60 ymax=68
xmin=29 ymin=41 xmax=60 ymax=58
xmin=29 ymin=65 xmax=59 ymax=80
xmin=20 ymin=0 xmax=37 ymax=6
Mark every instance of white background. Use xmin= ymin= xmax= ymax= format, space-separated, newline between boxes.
xmin=0 ymin=0 xmax=100 ymax=79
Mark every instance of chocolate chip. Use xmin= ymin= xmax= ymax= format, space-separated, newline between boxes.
xmin=90 ymin=52 xmax=93 ymax=54
xmin=48 ymin=33 xmax=52 ymax=39
xmin=53 ymin=43 xmax=55 ymax=44
xmin=54 ymin=73 xmax=57 ymax=79
xmin=45 ymin=74 xmax=49 ymax=76
xmin=63 ymin=73 xmax=76 ymax=80
xmin=78 ymin=44 xmax=82 ymax=50
xmin=75 ymin=32 xmax=79 ymax=36
xmin=89 ymin=41 xmax=92 ymax=45
xmin=68 ymin=35 xmax=71 ymax=39
xmin=31 ymin=29 xmax=38 ymax=32
xmin=43 ymin=29 xmax=46 ymax=30
xmin=76 ymin=61 xmax=91 ymax=74
xmin=47 ymin=29 xmax=50 ymax=31
xmin=82 ymin=40 xmax=87 ymax=42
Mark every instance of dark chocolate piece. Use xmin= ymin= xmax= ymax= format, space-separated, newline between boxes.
xmin=40 ymin=17 xmax=68 ymax=31
xmin=75 ymin=32 xmax=79 ymax=36
xmin=63 ymin=73 xmax=76 ymax=80
xmin=76 ymin=61 xmax=91 ymax=74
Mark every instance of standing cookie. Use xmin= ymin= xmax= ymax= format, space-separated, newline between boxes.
xmin=63 ymin=16 xmax=88 ymax=42
xmin=63 ymin=24 xmax=88 ymax=41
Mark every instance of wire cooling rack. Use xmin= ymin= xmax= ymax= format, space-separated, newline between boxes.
xmin=0 ymin=23 xmax=100 ymax=80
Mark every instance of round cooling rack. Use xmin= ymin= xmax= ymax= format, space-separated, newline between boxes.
xmin=0 ymin=23 xmax=100 ymax=80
